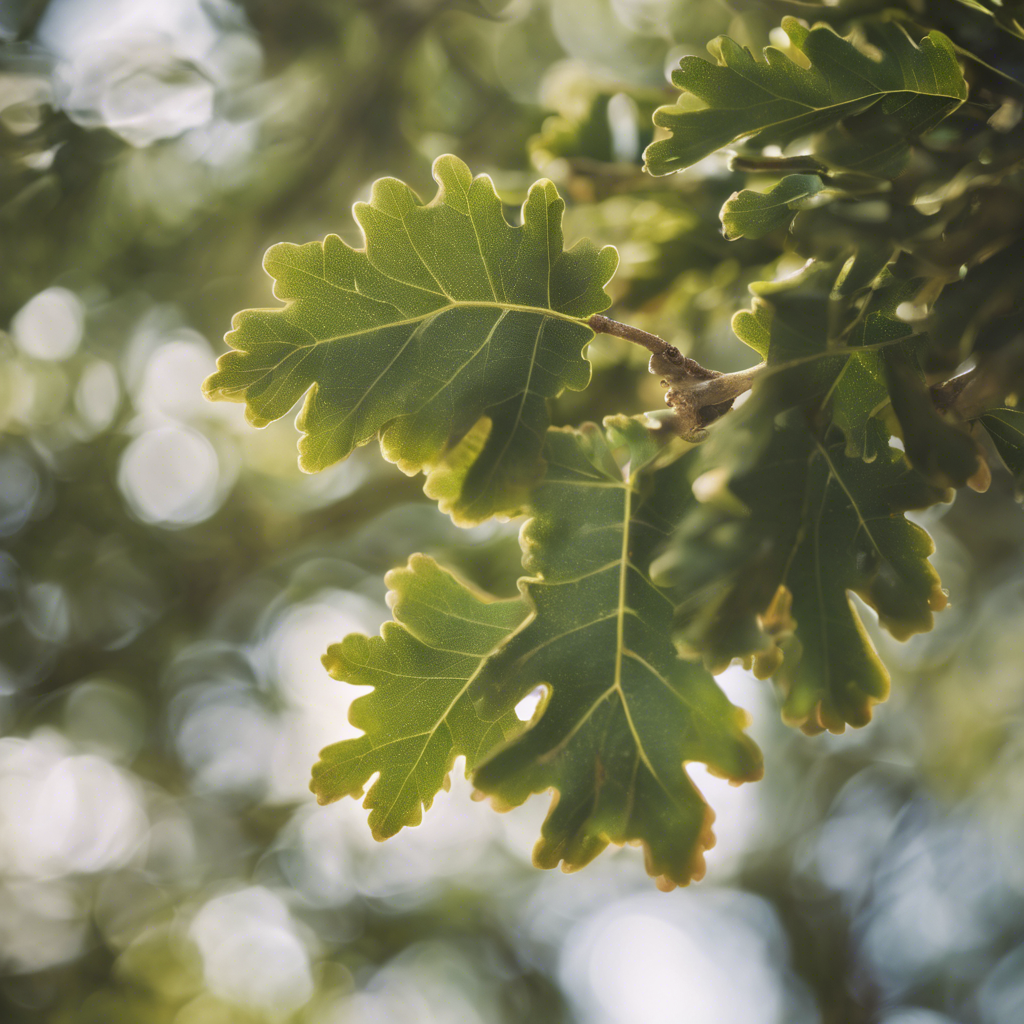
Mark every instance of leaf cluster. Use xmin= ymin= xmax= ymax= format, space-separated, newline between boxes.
xmin=208 ymin=3 xmax=1024 ymax=885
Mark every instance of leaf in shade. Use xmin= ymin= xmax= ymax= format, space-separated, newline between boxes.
xmin=883 ymin=346 xmax=985 ymax=489
xmin=765 ymin=422 xmax=951 ymax=733
xmin=656 ymin=260 xmax=953 ymax=733
xmin=310 ymin=555 xmax=527 ymax=839
xmin=645 ymin=18 xmax=966 ymax=176
xmin=469 ymin=420 xmax=762 ymax=889
xmin=732 ymin=259 xmax=925 ymax=465
xmin=204 ymin=154 xmax=618 ymax=523
xmin=981 ymin=406 xmax=1024 ymax=492
xmin=656 ymin=404 xmax=951 ymax=734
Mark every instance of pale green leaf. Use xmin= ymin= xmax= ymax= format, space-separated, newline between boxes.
xmin=645 ymin=18 xmax=966 ymax=176
xmin=204 ymin=154 xmax=618 ymax=524
xmin=310 ymin=554 xmax=527 ymax=839
xmin=470 ymin=422 xmax=762 ymax=888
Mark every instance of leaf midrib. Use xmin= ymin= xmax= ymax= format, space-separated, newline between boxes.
xmin=281 ymin=300 xmax=587 ymax=351
xmin=659 ymin=67 xmax=964 ymax=164
xmin=524 ymin=474 xmax=694 ymax=814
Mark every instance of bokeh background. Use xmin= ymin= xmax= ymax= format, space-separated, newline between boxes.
xmin=2 ymin=1 xmax=1024 ymax=1021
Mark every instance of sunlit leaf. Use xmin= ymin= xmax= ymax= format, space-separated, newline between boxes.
xmin=720 ymin=174 xmax=825 ymax=240
xmin=310 ymin=554 xmax=527 ymax=838
xmin=645 ymin=18 xmax=966 ymax=176
xmin=204 ymin=154 xmax=618 ymax=523
xmin=469 ymin=419 xmax=762 ymax=888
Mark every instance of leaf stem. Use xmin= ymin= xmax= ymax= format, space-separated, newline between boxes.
xmin=588 ymin=314 xmax=714 ymax=375
xmin=591 ymin=314 xmax=1021 ymax=440
xmin=728 ymin=154 xmax=829 ymax=175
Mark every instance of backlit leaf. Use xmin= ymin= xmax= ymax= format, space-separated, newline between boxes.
xmin=310 ymin=554 xmax=527 ymax=838
xmin=645 ymin=18 xmax=966 ymax=176
xmin=720 ymin=174 xmax=825 ymax=240
xmin=204 ymin=154 xmax=618 ymax=523
xmin=470 ymin=420 xmax=762 ymax=888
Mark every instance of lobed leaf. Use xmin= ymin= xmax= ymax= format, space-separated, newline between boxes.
xmin=657 ymin=398 xmax=950 ymax=734
xmin=883 ymin=346 xmax=985 ymax=489
xmin=469 ymin=420 xmax=763 ymax=888
xmin=769 ymin=423 xmax=950 ymax=732
xmin=657 ymin=266 xmax=954 ymax=733
xmin=310 ymin=555 xmax=527 ymax=839
xmin=645 ymin=17 xmax=966 ymax=176
xmin=204 ymin=154 xmax=618 ymax=523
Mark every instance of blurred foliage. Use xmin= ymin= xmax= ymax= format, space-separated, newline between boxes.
xmin=2 ymin=1 xmax=1024 ymax=1023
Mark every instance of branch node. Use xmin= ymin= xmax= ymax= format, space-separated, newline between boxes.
xmin=587 ymin=313 xmax=763 ymax=441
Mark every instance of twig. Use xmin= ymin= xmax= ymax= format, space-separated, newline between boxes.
xmin=588 ymin=314 xmax=706 ymax=370
xmin=592 ymin=313 xmax=1022 ymax=443
xmin=589 ymin=314 xmax=764 ymax=439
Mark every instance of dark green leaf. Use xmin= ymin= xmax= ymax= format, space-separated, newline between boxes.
xmin=657 ymin=261 xmax=954 ymax=733
xmin=732 ymin=259 xmax=921 ymax=463
xmin=884 ymin=346 xmax=984 ymax=489
xmin=981 ymin=406 xmax=1024 ymax=491
xmin=657 ymin=404 xmax=950 ymax=733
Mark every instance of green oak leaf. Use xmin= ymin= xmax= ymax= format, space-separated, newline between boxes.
xmin=732 ymin=259 xmax=921 ymax=464
xmin=203 ymin=154 xmax=618 ymax=524
xmin=469 ymin=420 xmax=763 ymax=888
xmin=651 ymin=380 xmax=814 ymax=679
xmin=747 ymin=262 xmax=983 ymax=487
xmin=645 ymin=17 xmax=966 ymax=176
xmin=655 ymin=387 xmax=950 ymax=733
xmin=720 ymin=174 xmax=826 ymax=240
xmin=768 ymin=423 xmax=950 ymax=733
xmin=656 ymin=402 xmax=950 ymax=734
xmin=309 ymin=554 xmax=527 ymax=839
xmin=529 ymin=89 xmax=661 ymax=168
xmin=949 ymin=0 xmax=1024 ymax=41
xmin=981 ymin=407 xmax=1024 ymax=492
xmin=657 ymin=260 xmax=954 ymax=733
xmin=831 ymin=271 xmax=918 ymax=463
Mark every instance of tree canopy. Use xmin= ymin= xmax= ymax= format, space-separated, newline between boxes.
xmin=3 ymin=2 xmax=1024 ymax=1022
